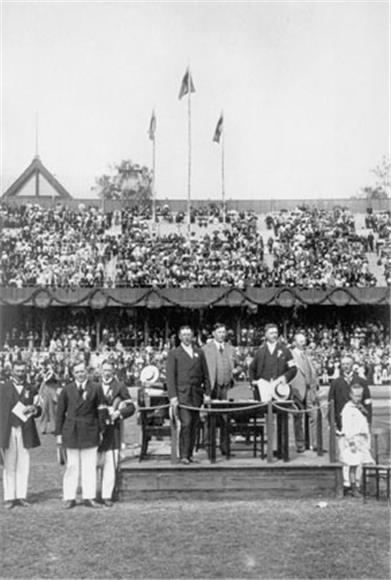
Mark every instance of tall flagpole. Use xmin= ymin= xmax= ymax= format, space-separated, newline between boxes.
xmin=187 ymin=73 xmax=192 ymax=236
xmin=221 ymin=112 xmax=226 ymax=224
xmin=152 ymin=121 xmax=156 ymax=229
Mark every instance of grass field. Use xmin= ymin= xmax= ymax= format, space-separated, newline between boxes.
xmin=0 ymin=417 xmax=390 ymax=579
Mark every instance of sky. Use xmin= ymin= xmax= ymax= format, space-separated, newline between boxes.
xmin=0 ymin=0 xmax=389 ymax=200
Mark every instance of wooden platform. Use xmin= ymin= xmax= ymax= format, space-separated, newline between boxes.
xmin=118 ymin=448 xmax=343 ymax=500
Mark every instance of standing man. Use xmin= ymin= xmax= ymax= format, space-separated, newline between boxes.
xmin=0 ymin=359 xmax=41 ymax=509
xmin=290 ymin=332 xmax=319 ymax=453
xmin=328 ymin=355 xmax=372 ymax=434
xmin=55 ymin=361 xmax=104 ymax=509
xmin=166 ymin=326 xmax=211 ymax=465
xmin=97 ymin=360 xmax=135 ymax=507
xmin=203 ymin=323 xmax=238 ymax=455
xmin=249 ymin=324 xmax=297 ymax=390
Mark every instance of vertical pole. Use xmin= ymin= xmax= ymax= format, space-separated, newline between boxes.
xmin=221 ymin=118 xmax=226 ymax=224
xmin=187 ymin=76 xmax=192 ymax=238
xmin=40 ymin=312 xmax=47 ymax=349
xmin=329 ymin=400 xmax=336 ymax=463
xmin=95 ymin=315 xmax=101 ymax=350
xmin=267 ymin=400 xmax=274 ymax=463
xmin=316 ymin=407 xmax=323 ymax=456
xmin=152 ymin=130 xmax=156 ymax=229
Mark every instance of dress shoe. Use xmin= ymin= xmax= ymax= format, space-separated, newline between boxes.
xmin=188 ymin=457 xmax=200 ymax=464
xmin=296 ymin=448 xmax=306 ymax=454
xmin=180 ymin=458 xmax=190 ymax=465
xmin=103 ymin=499 xmax=113 ymax=507
xmin=84 ymin=499 xmax=103 ymax=509
xmin=63 ymin=500 xmax=76 ymax=509
xmin=17 ymin=499 xmax=31 ymax=508
xmin=343 ymin=486 xmax=352 ymax=497
xmin=4 ymin=500 xmax=15 ymax=510
xmin=351 ymin=485 xmax=362 ymax=498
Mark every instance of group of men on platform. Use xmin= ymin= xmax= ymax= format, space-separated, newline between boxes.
xmin=1 ymin=322 xmax=372 ymax=507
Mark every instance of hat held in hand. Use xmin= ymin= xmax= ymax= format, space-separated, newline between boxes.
xmin=140 ymin=365 xmax=159 ymax=385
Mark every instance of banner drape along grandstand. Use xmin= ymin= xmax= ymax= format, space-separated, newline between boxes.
xmin=0 ymin=287 xmax=389 ymax=309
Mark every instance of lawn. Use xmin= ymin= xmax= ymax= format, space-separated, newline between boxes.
xmin=0 ymin=421 xmax=390 ymax=579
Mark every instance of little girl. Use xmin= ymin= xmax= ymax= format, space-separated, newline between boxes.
xmin=339 ymin=383 xmax=374 ymax=497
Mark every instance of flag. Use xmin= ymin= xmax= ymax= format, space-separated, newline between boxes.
xmin=213 ymin=114 xmax=224 ymax=143
xmin=178 ymin=69 xmax=196 ymax=100
xmin=148 ymin=110 xmax=156 ymax=141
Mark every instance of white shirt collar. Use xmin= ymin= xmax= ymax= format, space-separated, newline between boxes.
xmin=214 ymin=340 xmax=224 ymax=351
xmin=266 ymin=341 xmax=277 ymax=354
xmin=181 ymin=343 xmax=193 ymax=358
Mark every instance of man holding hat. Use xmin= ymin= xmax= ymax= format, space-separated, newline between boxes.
xmin=249 ymin=324 xmax=297 ymax=399
xmin=97 ymin=360 xmax=135 ymax=507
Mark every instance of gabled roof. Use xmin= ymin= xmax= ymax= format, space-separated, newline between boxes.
xmin=2 ymin=156 xmax=72 ymax=199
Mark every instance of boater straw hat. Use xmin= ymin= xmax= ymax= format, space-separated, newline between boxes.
xmin=273 ymin=382 xmax=291 ymax=401
xmin=140 ymin=365 xmax=159 ymax=385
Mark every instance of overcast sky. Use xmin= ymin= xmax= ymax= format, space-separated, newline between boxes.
xmin=1 ymin=1 xmax=389 ymax=200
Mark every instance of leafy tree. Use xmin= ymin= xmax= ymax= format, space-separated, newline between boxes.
xmin=95 ymin=160 xmax=153 ymax=201
xmin=361 ymin=156 xmax=390 ymax=200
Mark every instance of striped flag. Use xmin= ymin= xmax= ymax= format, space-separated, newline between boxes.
xmin=148 ymin=110 xmax=156 ymax=141
xmin=213 ymin=114 xmax=223 ymax=143
xmin=178 ymin=69 xmax=196 ymax=100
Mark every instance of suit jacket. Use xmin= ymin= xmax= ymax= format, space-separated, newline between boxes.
xmin=0 ymin=380 xmax=41 ymax=450
xmin=166 ymin=345 xmax=211 ymax=407
xmin=328 ymin=374 xmax=372 ymax=431
xmin=202 ymin=341 xmax=236 ymax=389
xmin=98 ymin=378 xmax=135 ymax=452
xmin=249 ymin=341 xmax=297 ymax=384
xmin=55 ymin=380 xmax=104 ymax=449
xmin=289 ymin=347 xmax=318 ymax=402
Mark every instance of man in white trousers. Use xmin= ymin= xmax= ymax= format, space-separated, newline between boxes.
xmin=97 ymin=360 xmax=135 ymax=506
xmin=55 ymin=361 xmax=104 ymax=509
xmin=0 ymin=359 xmax=41 ymax=509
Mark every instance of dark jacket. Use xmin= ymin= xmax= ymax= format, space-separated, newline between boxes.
xmin=0 ymin=380 xmax=42 ymax=450
xmin=328 ymin=374 xmax=372 ymax=431
xmin=55 ymin=380 xmax=104 ymax=449
xmin=166 ymin=345 xmax=211 ymax=407
xmin=249 ymin=342 xmax=297 ymax=384
xmin=98 ymin=378 xmax=135 ymax=452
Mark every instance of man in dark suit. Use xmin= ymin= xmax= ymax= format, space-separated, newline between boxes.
xmin=166 ymin=326 xmax=211 ymax=465
xmin=249 ymin=324 xmax=297 ymax=390
xmin=97 ymin=360 xmax=135 ymax=507
xmin=203 ymin=323 xmax=238 ymax=455
xmin=0 ymin=359 xmax=41 ymax=509
xmin=328 ymin=355 xmax=372 ymax=433
xmin=55 ymin=361 xmax=105 ymax=509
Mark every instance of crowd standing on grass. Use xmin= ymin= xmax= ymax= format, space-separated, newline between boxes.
xmin=1 ymin=202 xmax=390 ymax=288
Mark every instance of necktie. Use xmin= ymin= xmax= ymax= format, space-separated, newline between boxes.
xmin=219 ymin=344 xmax=224 ymax=354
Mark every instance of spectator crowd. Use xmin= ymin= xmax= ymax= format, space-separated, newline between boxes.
xmin=1 ymin=202 xmax=389 ymax=288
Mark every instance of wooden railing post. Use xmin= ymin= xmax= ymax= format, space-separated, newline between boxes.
xmin=267 ymin=400 xmax=274 ymax=463
xmin=329 ymin=400 xmax=337 ymax=463
xmin=316 ymin=407 xmax=323 ymax=457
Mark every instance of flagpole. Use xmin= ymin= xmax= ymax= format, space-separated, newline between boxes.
xmin=221 ymin=113 xmax=226 ymax=224
xmin=151 ymin=126 xmax=156 ymax=229
xmin=187 ymin=72 xmax=192 ymax=237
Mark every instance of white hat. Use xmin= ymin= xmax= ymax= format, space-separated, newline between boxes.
xmin=140 ymin=365 xmax=159 ymax=385
xmin=273 ymin=382 xmax=291 ymax=401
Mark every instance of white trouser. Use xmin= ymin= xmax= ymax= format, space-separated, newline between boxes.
xmin=343 ymin=464 xmax=363 ymax=487
xmin=3 ymin=426 xmax=30 ymax=501
xmin=101 ymin=449 xmax=119 ymax=500
xmin=63 ymin=447 xmax=97 ymax=500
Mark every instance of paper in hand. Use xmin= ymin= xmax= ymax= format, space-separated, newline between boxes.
xmin=12 ymin=401 xmax=30 ymax=422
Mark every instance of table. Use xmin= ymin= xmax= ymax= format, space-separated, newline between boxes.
xmin=206 ymin=399 xmax=293 ymax=464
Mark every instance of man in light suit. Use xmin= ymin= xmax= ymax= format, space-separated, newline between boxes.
xmin=166 ymin=326 xmax=211 ymax=465
xmin=97 ymin=360 xmax=135 ymax=507
xmin=0 ymin=359 xmax=41 ymax=509
xmin=55 ymin=361 xmax=105 ymax=509
xmin=203 ymin=323 xmax=238 ymax=455
xmin=290 ymin=332 xmax=319 ymax=452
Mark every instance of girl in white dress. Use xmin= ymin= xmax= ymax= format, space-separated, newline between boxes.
xmin=340 ymin=383 xmax=374 ymax=497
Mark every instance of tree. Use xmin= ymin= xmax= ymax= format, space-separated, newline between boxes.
xmin=360 ymin=156 xmax=391 ymax=200
xmin=95 ymin=160 xmax=153 ymax=202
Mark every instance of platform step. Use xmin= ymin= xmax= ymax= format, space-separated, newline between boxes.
xmin=118 ymin=461 xmax=342 ymax=500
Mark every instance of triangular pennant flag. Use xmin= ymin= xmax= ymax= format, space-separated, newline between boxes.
xmin=213 ymin=114 xmax=224 ymax=143
xmin=148 ymin=110 xmax=156 ymax=141
xmin=178 ymin=69 xmax=196 ymax=100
